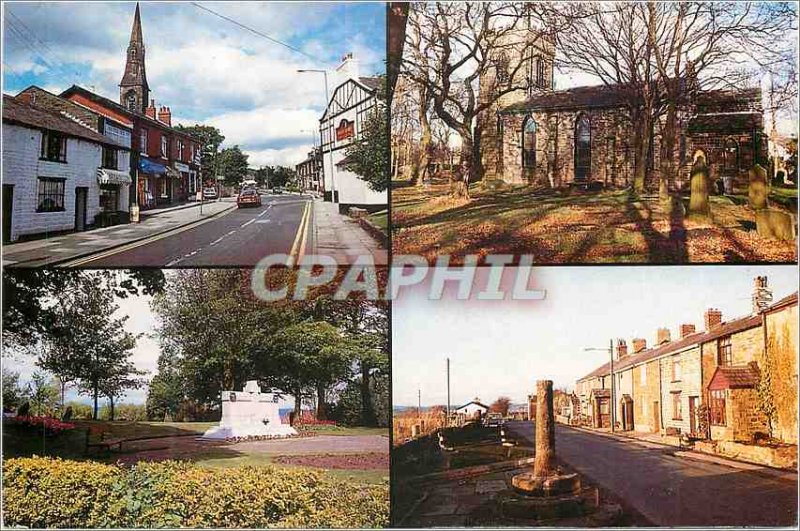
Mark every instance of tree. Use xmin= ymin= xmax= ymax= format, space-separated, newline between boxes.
xmin=490 ymin=396 xmax=512 ymax=416
xmin=217 ymin=146 xmax=250 ymax=187
xmin=343 ymin=83 xmax=390 ymax=193
xmin=2 ymin=269 xmax=164 ymax=350
xmin=99 ymin=361 xmax=146 ymax=421
xmin=268 ymin=321 xmax=354 ymax=420
xmin=26 ymin=371 xmax=59 ymax=417
xmin=268 ymin=166 xmax=297 ymax=188
xmin=387 ymin=2 xmax=410 ymax=101
xmin=403 ymin=2 xmax=552 ymax=196
xmin=2 ymin=369 xmax=24 ymax=411
xmin=146 ymin=350 xmax=184 ymax=421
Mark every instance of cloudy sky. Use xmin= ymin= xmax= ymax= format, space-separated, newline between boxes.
xmin=393 ymin=265 xmax=798 ymax=408
xmin=2 ymin=1 xmax=386 ymax=167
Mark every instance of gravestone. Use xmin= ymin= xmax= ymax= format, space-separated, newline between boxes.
xmin=201 ymin=380 xmax=297 ymax=440
xmin=756 ymin=209 xmax=796 ymax=241
xmin=749 ymin=164 xmax=769 ymax=210
xmin=688 ymin=154 xmax=711 ymax=219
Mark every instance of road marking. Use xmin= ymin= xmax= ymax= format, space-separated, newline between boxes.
xmin=255 ymin=219 xmax=271 ymax=224
xmin=288 ymin=200 xmax=311 ymax=263
xmin=241 ymin=219 xmax=255 ymax=228
xmin=59 ymin=204 xmax=237 ymax=267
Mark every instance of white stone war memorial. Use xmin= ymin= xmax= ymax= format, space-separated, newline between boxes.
xmin=202 ymin=380 xmax=297 ymax=440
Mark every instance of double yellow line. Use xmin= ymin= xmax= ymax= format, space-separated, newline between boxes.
xmin=288 ymin=200 xmax=311 ymax=264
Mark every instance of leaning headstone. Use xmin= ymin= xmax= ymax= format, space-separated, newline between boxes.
xmin=749 ymin=164 xmax=769 ymax=210
xmin=756 ymin=209 xmax=796 ymax=241
xmin=688 ymin=154 xmax=711 ymax=219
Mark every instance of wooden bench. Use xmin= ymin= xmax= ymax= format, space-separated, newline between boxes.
xmin=84 ymin=425 xmax=126 ymax=454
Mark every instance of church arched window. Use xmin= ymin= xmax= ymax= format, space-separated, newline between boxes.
xmin=723 ymin=138 xmax=739 ymax=170
xmin=495 ymin=52 xmax=510 ymax=85
xmin=522 ymin=117 xmax=537 ymax=169
xmin=536 ymin=57 xmax=546 ymax=88
xmin=575 ymin=114 xmax=591 ymax=181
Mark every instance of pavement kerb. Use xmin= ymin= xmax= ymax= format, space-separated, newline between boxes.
xmin=402 ymin=454 xmax=536 ymax=485
xmin=139 ymin=200 xmax=213 ymax=218
xmin=55 ymin=202 xmax=237 ymax=267
xmin=566 ymin=424 xmax=796 ymax=477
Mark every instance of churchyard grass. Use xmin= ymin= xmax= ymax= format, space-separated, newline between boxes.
xmin=392 ymin=177 xmax=797 ymax=264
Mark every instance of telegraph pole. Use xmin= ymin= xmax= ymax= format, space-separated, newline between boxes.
xmin=446 ymin=358 xmax=451 ymax=426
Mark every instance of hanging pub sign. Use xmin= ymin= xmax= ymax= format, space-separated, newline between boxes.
xmin=335 ymin=119 xmax=355 ymax=141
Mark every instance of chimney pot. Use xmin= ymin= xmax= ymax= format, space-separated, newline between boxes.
xmin=656 ymin=328 xmax=671 ymax=345
xmin=616 ymin=339 xmax=628 ymax=358
xmin=632 ymin=338 xmax=647 ymax=353
xmin=680 ymin=324 xmax=696 ymax=338
xmin=752 ymin=276 xmax=773 ymax=314
xmin=704 ymin=308 xmax=723 ymax=331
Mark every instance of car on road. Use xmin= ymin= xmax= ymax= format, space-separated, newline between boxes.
xmin=237 ymin=188 xmax=262 ymax=208
xmin=483 ymin=412 xmax=505 ymax=428
xmin=202 ymin=187 xmax=218 ymax=200
xmin=272 ymin=186 xmax=283 ymax=194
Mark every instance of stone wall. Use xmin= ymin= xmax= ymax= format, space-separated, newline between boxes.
xmin=763 ymin=302 xmax=799 ymax=444
xmin=659 ymin=346 xmax=702 ymax=435
xmin=632 ymin=359 xmax=662 ymax=433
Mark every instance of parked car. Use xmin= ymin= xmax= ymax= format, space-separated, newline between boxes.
xmin=272 ymin=186 xmax=283 ymax=194
xmin=483 ymin=412 xmax=504 ymax=428
xmin=237 ymin=188 xmax=262 ymax=208
xmin=202 ymin=187 xmax=218 ymax=200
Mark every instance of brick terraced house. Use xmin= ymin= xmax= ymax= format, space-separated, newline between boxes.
xmin=576 ymin=277 xmax=798 ymax=453
xmin=478 ymin=26 xmax=767 ymax=193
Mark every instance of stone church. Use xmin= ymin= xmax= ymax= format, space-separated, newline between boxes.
xmin=478 ymin=27 xmax=767 ymax=193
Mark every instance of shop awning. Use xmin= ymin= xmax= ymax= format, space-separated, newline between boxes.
xmin=708 ymin=363 xmax=760 ymax=391
xmin=97 ymin=168 xmax=132 ymax=185
xmin=138 ymin=158 xmax=167 ymax=175
xmin=166 ymin=166 xmax=182 ymax=179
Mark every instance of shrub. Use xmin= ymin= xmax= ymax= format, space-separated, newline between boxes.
xmin=3 ymin=457 xmax=389 ymax=528
xmin=7 ymin=415 xmax=76 ymax=435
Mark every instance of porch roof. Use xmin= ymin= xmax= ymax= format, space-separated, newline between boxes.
xmin=708 ymin=363 xmax=761 ymax=390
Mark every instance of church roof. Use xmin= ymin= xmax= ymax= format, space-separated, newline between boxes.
xmin=501 ymin=83 xmax=634 ymax=113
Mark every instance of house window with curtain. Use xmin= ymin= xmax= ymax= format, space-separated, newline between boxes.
xmin=717 ymin=336 xmax=732 ymax=366
xmin=672 ymin=391 xmax=682 ymax=420
xmin=36 ymin=178 xmax=66 ymax=212
xmin=40 ymin=131 xmax=67 ymax=162
xmin=522 ymin=118 xmax=537 ymax=169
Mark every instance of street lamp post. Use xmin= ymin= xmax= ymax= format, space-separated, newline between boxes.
xmin=297 ymin=68 xmax=337 ymax=204
xmin=584 ymin=339 xmax=616 ymax=432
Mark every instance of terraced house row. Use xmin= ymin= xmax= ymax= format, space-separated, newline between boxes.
xmin=575 ymin=277 xmax=797 ymax=464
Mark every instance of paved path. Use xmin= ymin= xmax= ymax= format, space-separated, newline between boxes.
xmin=312 ymin=200 xmax=388 ymax=265
xmin=233 ymin=434 xmax=389 ymax=455
xmin=2 ymin=199 xmax=234 ymax=267
xmin=505 ymin=421 xmax=798 ymax=527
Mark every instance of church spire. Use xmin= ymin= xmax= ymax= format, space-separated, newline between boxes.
xmin=119 ymin=2 xmax=149 ymax=113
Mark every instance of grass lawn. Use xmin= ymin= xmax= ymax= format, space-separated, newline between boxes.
xmin=299 ymin=425 xmax=388 ymax=436
xmin=392 ymin=178 xmax=798 ymax=264
xmin=367 ymin=210 xmax=388 ymax=233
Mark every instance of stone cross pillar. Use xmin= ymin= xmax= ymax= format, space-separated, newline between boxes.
xmin=533 ymin=380 xmax=556 ymax=478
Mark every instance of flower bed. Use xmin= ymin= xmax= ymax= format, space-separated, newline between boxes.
xmin=6 ymin=416 xmax=76 ymax=435
xmin=3 ymin=456 xmax=389 ymax=528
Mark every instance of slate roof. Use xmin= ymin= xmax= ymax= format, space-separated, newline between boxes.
xmin=708 ymin=363 xmax=761 ymax=390
xmin=358 ymin=76 xmax=381 ymax=91
xmin=501 ymin=83 xmax=634 ymax=113
xmin=577 ymin=290 xmax=797 ymax=383
xmin=455 ymin=400 xmax=490 ymax=411
xmin=2 ymin=94 xmax=117 ymax=147
xmin=688 ymin=112 xmax=763 ymax=134
xmin=60 ymin=85 xmax=200 ymax=143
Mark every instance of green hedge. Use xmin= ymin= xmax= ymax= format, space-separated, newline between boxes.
xmin=3 ymin=457 xmax=388 ymax=528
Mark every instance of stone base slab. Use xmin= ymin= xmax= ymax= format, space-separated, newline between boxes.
xmin=511 ymin=471 xmax=581 ymax=497
xmin=497 ymin=486 xmax=602 ymax=522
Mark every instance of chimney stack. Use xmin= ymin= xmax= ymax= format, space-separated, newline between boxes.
xmin=656 ymin=328 xmax=671 ymax=345
xmin=616 ymin=339 xmax=628 ymax=359
xmin=335 ymin=52 xmax=360 ymax=82
xmin=704 ymin=308 xmax=723 ymax=331
xmin=157 ymin=106 xmax=172 ymax=126
xmin=632 ymin=338 xmax=647 ymax=353
xmin=752 ymin=276 xmax=773 ymax=314
xmin=680 ymin=324 xmax=696 ymax=338
xmin=146 ymin=99 xmax=156 ymax=119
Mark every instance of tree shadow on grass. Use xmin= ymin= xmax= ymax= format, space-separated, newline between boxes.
xmin=622 ymin=193 xmax=688 ymax=264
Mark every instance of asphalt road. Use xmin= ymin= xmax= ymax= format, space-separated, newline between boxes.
xmin=83 ymin=194 xmax=308 ymax=267
xmin=505 ymin=421 xmax=798 ymax=527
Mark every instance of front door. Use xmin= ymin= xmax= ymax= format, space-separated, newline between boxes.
xmin=689 ymin=396 xmax=698 ymax=436
xmin=653 ymin=401 xmax=660 ymax=433
xmin=2 ymin=184 xmax=13 ymax=243
xmin=74 ymin=187 xmax=88 ymax=232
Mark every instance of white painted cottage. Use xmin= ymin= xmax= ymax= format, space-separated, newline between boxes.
xmin=453 ymin=398 xmax=490 ymax=420
xmin=2 ymin=94 xmax=129 ymax=243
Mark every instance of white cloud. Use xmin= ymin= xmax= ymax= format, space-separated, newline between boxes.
xmin=205 ymin=106 xmax=320 ymax=148
xmin=247 ymin=145 xmax=313 ymax=168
